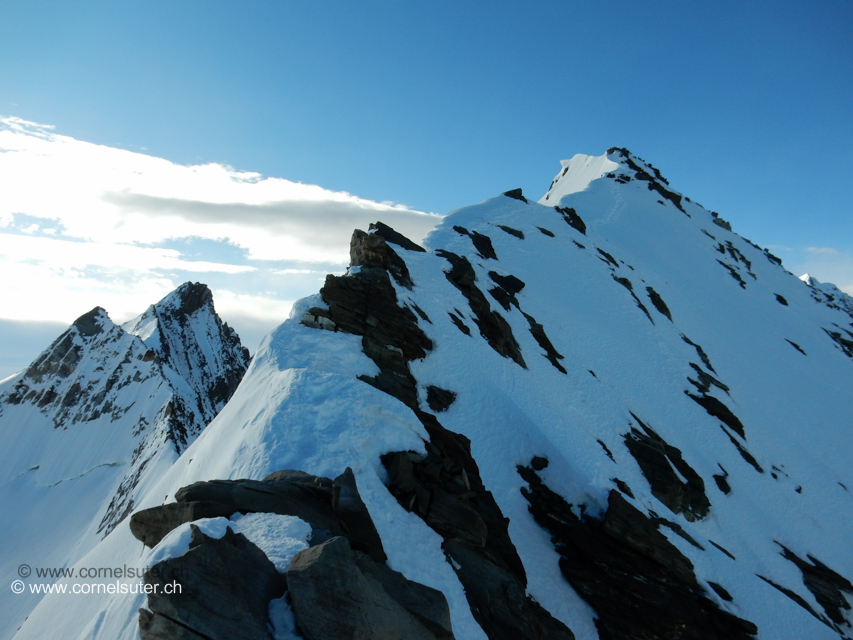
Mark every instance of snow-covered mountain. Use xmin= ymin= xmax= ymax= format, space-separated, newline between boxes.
xmin=0 ymin=283 xmax=250 ymax=639
xmin=7 ymin=149 xmax=853 ymax=640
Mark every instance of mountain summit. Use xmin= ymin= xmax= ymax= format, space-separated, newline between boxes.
xmin=7 ymin=151 xmax=853 ymax=640
xmin=0 ymin=283 xmax=250 ymax=638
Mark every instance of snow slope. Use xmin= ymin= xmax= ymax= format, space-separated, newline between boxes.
xmin=11 ymin=150 xmax=853 ymax=640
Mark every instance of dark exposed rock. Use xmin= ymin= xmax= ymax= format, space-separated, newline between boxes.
xmin=435 ymin=250 xmax=526 ymax=368
xmin=686 ymin=391 xmax=747 ymax=439
xmin=717 ymin=423 xmax=764 ymax=473
xmin=448 ymin=312 xmax=472 ymax=336
xmin=717 ymin=259 xmax=747 ymax=289
xmin=688 ymin=362 xmax=730 ymax=395
xmin=383 ymin=412 xmax=574 ymax=640
xmin=725 ymin=241 xmax=753 ymax=272
xmin=130 ymin=500 xmax=238 ymax=548
xmin=488 ymin=272 xmax=525 ymax=296
xmin=757 ymin=574 xmax=830 ymax=627
xmin=518 ymin=465 xmax=758 ymax=640
xmin=597 ymin=248 xmax=619 ymax=268
xmin=598 ymin=439 xmax=615 ymax=461
xmin=369 ymin=220 xmax=427 ymax=252
xmin=786 ymin=339 xmax=807 ymax=355
xmin=555 ymin=206 xmax=586 ymax=235
xmin=646 ymin=286 xmax=673 ymax=321
xmin=709 ymin=540 xmax=737 ymax=560
xmin=775 ymin=293 xmax=789 ymax=306
xmin=487 ymin=271 xmax=525 ymax=310
xmin=712 ymin=216 xmax=732 ymax=231
xmin=496 ymin=224 xmax=524 ymax=239
xmin=287 ymin=536 xmax=455 ymax=640
xmin=522 ymin=311 xmax=567 ymax=374
xmin=531 ymin=456 xmax=549 ymax=471
xmin=709 ymin=582 xmax=734 ymax=602
xmin=824 ymin=327 xmax=853 ymax=358
xmin=778 ymin=544 xmax=853 ymax=628
xmin=765 ymin=248 xmax=783 ymax=265
xmin=350 ymin=228 xmax=415 ymax=289
xmin=608 ymin=148 xmax=688 ymax=214
xmin=612 ymin=478 xmax=634 ymax=498
xmin=310 ymin=234 xmax=433 ymax=408
xmin=682 ymin=334 xmax=717 ymax=373
xmin=502 ymin=188 xmax=528 ymax=202
xmin=138 ymin=608 xmax=205 ymax=640
xmin=140 ymin=525 xmax=285 ymax=640
xmin=139 ymin=282 xmax=252 ymax=417
xmin=131 ymin=468 xmax=387 ymax=563
xmin=650 ymin=513 xmax=705 ymax=550
xmin=453 ymin=226 xmax=498 ymax=260
xmin=713 ymin=465 xmax=731 ymax=495
xmin=624 ymin=413 xmax=711 ymax=521
xmin=612 ymin=275 xmax=654 ymax=324
xmin=426 ymin=385 xmax=457 ymax=412
xmin=536 ymin=226 xmax=555 ymax=237
xmin=411 ymin=303 xmax=432 ymax=323
xmin=73 ymin=307 xmax=108 ymax=337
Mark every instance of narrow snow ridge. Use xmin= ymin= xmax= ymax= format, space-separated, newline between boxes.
xmin=539 ymin=152 xmax=620 ymax=204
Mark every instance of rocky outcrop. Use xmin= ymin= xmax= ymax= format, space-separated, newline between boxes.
xmin=646 ymin=286 xmax=672 ymax=321
xmin=518 ymin=463 xmax=758 ymax=640
xmin=369 ymin=220 xmax=427 ymax=253
xmin=502 ymin=188 xmax=528 ymax=203
xmin=608 ymin=147 xmax=687 ymax=214
xmin=302 ymin=227 xmax=433 ymax=409
xmin=555 ymin=206 xmax=586 ymax=235
xmin=287 ymin=536 xmax=455 ymax=640
xmin=435 ymin=249 xmax=526 ymax=368
xmin=131 ymin=468 xmax=387 ymax=562
xmin=624 ymin=413 xmax=711 ymax=521
xmin=778 ymin=544 xmax=853 ymax=631
xmin=2 ymin=307 xmax=144 ymax=427
xmin=126 ymin=281 xmax=252 ymax=424
xmin=136 ymin=473 xmax=458 ymax=640
xmin=383 ymin=412 xmax=575 ymax=640
xmin=426 ymin=385 xmax=457 ymax=412
xmin=686 ymin=391 xmax=747 ymax=439
xmin=350 ymin=228 xmax=415 ymax=289
xmin=453 ymin=225 xmax=498 ymax=260
xmin=139 ymin=525 xmax=285 ymax=640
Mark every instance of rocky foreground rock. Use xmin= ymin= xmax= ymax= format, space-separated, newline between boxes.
xmin=132 ymin=469 xmax=455 ymax=640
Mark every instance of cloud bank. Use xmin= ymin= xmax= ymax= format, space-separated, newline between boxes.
xmin=0 ymin=116 xmax=442 ymax=369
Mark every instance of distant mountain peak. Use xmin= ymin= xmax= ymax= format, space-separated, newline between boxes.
xmin=70 ymin=306 xmax=110 ymax=337
xmin=540 ymin=147 xmax=684 ymax=213
xmin=0 ymin=282 xmax=254 ymax=634
xmin=160 ymin=281 xmax=214 ymax=316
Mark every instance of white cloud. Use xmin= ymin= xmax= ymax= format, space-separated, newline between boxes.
xmin=0 ymin=116 xmax=441 ymax=356
xmin=0 ymin=116 xmax=440 ymax=263
xmin=805 ymin=247 xmax=839 ymax=255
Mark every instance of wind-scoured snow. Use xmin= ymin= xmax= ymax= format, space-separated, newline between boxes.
xmin=10 ymin=150 xmax=853 ymax=640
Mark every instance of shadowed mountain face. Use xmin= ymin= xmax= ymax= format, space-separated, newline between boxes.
xmin=6 ymin=151 xmax=853 ymax=640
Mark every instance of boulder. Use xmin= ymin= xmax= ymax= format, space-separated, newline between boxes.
xmin=140 ymin=525 xmax=285 ymax=640
xmin=130 ymin=468 xmax=387 ymax=563
xmin=287 ymin=536 xmax=454 ymax=640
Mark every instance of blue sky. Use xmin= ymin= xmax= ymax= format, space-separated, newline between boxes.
xmin=1 ymin=1 xmax=852 ymax=377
